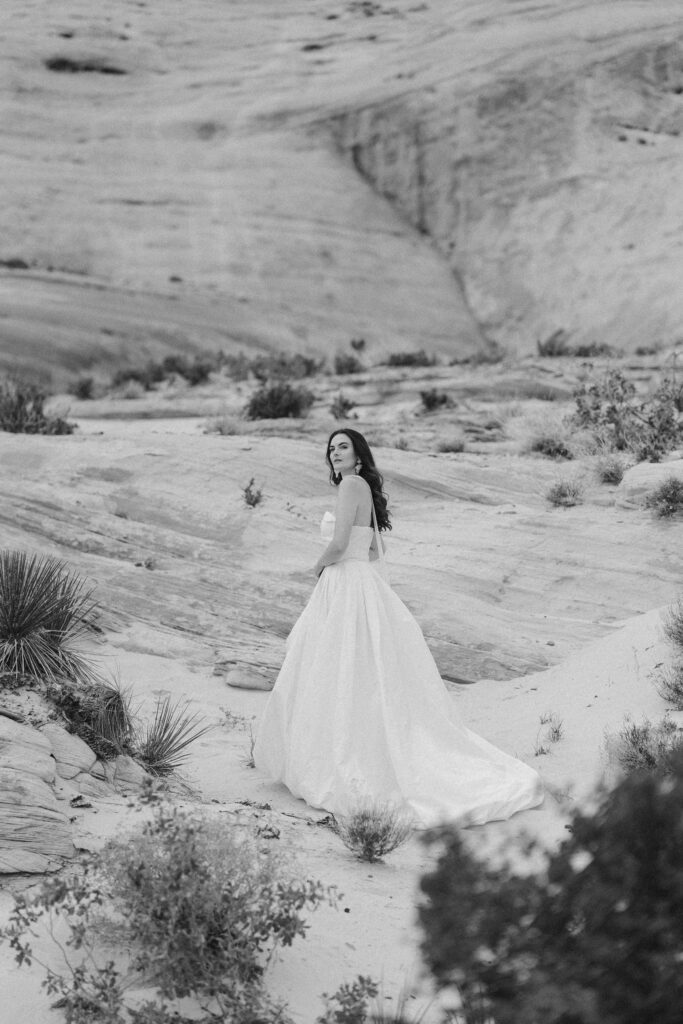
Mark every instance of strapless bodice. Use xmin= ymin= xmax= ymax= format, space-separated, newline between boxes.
xmin=321 ymin=511 xmax=372 ymax=561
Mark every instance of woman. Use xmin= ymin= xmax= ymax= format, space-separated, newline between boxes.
xmin=253 ymin=428 xmax=542 ymax=827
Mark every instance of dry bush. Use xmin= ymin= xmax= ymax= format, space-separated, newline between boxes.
xmin=333 ymin=802 xmax=413 ymax=862
xmin=437 ymin=435 xmax=465 ymax=454
xmin=546 ymin=478 xmax=584 ymax=507
xmin=596 ymin=454 xmax=626 ymax=484
xmin=654 ymin=663 xmax=683 ymax=711
xmin=605 ymin=715 xmax=683 ymax=775
xmin=385 ymin=349 xmax=436 ymax=368
xmin=0 ymin=379 xmax=74 ymax=434
xmin=52 ymin=676 xmax=135 ymax=760
xmin=645 ymin=476 xmax=683 ymax=518
xmin=662 ymin=598 xmax=683 ymax=651
xmin=245 ymin=381 xmax=315 ymax=419
xmin=334 ymin=353 xmax=364 ymax=375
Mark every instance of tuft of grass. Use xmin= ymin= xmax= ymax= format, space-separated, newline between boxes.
xmin=333 ymin=802 xmax=413 ymax=862
xmin=220 ymin=707 xmax=255 ymax=731
xmin=654 ymin=662 xmax=683 ymax=710
xmin=662 ymin=598 xmax=683 ymax=651
xmin=249 ymin=351 xmax=324 ymax=381
xmin=243 ymin=477 xmax=263 ymax=508
xmin=0 ymin=379 xmax=74 ymax=434
xmin=0 ymin=550 xmax=96 ymax=683
xmin=596 ymin=453 xmax=625 ymax=484
xmin=245 ymin=381 xmax=315 ymax=419
xmin=645 ymin=476 xmax=683 ymax=518
xmin=539 ymin=712 xmax=564 ymax=744
xmin=546 ymin=478 xmax=583 ymax=507
xmin=606 ymin=715 xmax=683 ymax=775
xmin=136 ymin=696 xmax=211 ymax=776
xmin=537 ymin=329 xmax=572 ymax=357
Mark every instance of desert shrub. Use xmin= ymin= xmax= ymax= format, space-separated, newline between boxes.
xmin=438 ymin=436 xmax=465 ymax=454
xmin=245 ymin=381 xmax=315 ymax=419
xmin=2 ymin=805 xmax=335 ymax=1024
xmin=419 ymin=388 xmax=449 ymax=412
xmin=530 ymin=434 xmax=573 ymax=459
xmin=0 ymin=379 xmax=74 ymax=434
xmin=221 ymin=351 xmax=251 ymax=380
xmin=661 ymin=597 xmax=683 ymax=651
xmin=596 ymin=453 xmax=625 ymax=484
xmin=334 ymin=353 xmax=363 ymax=375
xmin=250 ymin=352 xmax=324 ymax=381
xmin=330 ymin=392 xmax=355 ymax=419
xmin=69 ymin=375 xmax=95 ymax=400
xmin=546 ymin=478 xmax=583 ymax=507
xmin=654 ymin=663 xmax=683 ymax=710
xmin=645 ymin=475 xmax=683 ymax=517
xmin=161 ymin=354 xmax=213 ymax=386
xmin=104 ymin=804 xmax=335 ymax=1005
xmin=52 ymin=677 xmax=134 ymax=760
xmin=573 ymin=342 xmax=615 ymax=358
xmin=333 ymin=803 xmax=413 ymax=862
xmin=385 ymin=349 xmax=435 ymax=368
xmin=573 ymin=369 xmax=683 ymax=461
xmin=243 ymin=477 xmax=263 ymax=508
xmin=537 ymin=328 xmax=572 ymax=357
xmin=317 ymin=975 xmax=379 ymax=1024
xmin=135 ymin=696 xmax=211 ymax=776
xmin=0 ymin=550 xmax=96 ymax=683
xmin=419 ymin=747 xmax=683 ymax=1024
xmin=350 ymin=337 xmax=366 ymax=353
xmin=605 ymin=715 xmax=683 ymax=774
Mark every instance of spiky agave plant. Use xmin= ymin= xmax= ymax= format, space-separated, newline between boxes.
xmin=0 ymin=550 xmax=97 ymax=683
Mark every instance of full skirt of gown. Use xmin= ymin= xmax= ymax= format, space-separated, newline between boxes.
xmin=253 ymin=522 xmax=543 ymax=828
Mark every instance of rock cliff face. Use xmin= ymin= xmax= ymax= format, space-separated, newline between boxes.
xmin=1 ymin=1 xmax=682 ymax=379
xmin=331 ymin=33 xmax=683 ymax=353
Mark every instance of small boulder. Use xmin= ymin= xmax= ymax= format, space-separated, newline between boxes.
xmin=616 ymin=459 xmax=683 ymax=508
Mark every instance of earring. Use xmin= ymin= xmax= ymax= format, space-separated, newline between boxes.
xmin=354 ymin=461 xmax=362 ymax=475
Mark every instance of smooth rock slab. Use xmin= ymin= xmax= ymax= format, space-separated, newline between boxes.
xmin=40 ymin=722 xmax=99 ymax=780
xmin=616 ymin=459 xmax=683 ymax=508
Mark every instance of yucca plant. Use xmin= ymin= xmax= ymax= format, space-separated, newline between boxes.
xmin=135 ymin=696 xmax=212 ymax=775
xmin=0 ymin=550 xmax=96 ymax=683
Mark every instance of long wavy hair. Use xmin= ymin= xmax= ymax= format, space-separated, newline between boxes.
xmin=325 ymin=428 xmax=392 ymax=532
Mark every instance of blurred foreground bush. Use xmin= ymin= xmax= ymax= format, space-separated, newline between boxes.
xmin=419 ymin=749 xmax=683 ymax=1024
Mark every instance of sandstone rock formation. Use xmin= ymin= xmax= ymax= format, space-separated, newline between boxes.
xmin=0 ymin=716 xmax=74 ymax=873
xmin=1 ymin=1 xmax=682 ymax=384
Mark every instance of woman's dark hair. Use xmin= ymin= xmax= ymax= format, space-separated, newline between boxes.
xmin=325 ymin=428 xmax=392 ymax=532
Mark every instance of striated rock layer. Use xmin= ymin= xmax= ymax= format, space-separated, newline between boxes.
xmin=1 ymin=1 xmax=682 ymax=381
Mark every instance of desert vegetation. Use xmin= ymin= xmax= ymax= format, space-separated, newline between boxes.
xmin=545 ymin=478 xmax=584 ymax=507
xmin=419 ymin=747 xmax=683 ymax=1024
xmin=332 ymin=802 xmax=413 ymax=863
xmin=1 ymin=802 xmax=337 ymax=1024
xmin=0 ymin=549 xmax=208 ymax=776
xmin=0 ymin=379 xmax=74 ymax=434
xmin=645 ymin=475 xmax=683 ymax=517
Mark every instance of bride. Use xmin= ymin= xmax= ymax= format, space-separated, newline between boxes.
xmin=253 ymin=428 xmax=543 ymax=827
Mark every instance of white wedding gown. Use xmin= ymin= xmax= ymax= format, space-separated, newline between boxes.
xmin=253 ymin=513 xmax=543 ymax=827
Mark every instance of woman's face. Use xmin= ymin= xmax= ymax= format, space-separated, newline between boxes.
xmin=328 ymin=433 xmax=357 ymax=477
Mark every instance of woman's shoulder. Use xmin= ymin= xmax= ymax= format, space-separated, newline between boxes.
xmin=339 ymin=475 xmax=372 ymax=494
